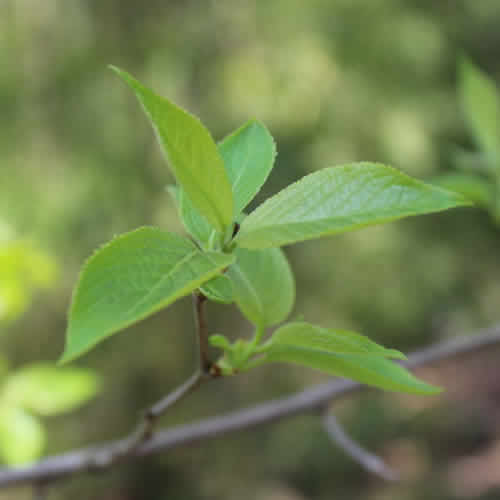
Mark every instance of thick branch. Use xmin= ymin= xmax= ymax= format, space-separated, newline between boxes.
xmin=0 ymin=324 xmax=499 ymax=489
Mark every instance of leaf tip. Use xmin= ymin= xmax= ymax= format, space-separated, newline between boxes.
xmin=108 ymin=64 xmax=126 ymax=79
xmin=417 ymin=383 xmax=444 ymax=396
xmin=387 ymin=349 xmax=408 ymax=361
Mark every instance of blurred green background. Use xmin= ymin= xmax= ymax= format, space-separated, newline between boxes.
xmin=2 ymin=0 xmax=500 ymax=498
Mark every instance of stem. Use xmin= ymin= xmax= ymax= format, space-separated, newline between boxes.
xmin=193 ymin=292 xmax=210 ymax=373
xmin=107 ymin=291 xmax=214 ymax=461
xmin=90 ymin=371 xmax=209 ymax=466
xmin=147 ymin=371 xmax=206 ymax=419
xmin=252 ymin=324 xmax=265 ymax=346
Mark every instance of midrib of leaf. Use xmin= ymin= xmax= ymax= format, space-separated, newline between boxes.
xmin=267 ymin=342 xmax=394 ymax=359
xmin=226 ymin=142 xmax=250 ymax=189
xmin=125 ymin=249 xmax=201 ymax=317
xmin=160 ymin=124 xmax=227 ymax=230
xmin=239 ymin=165 xmax=464 ymax=240
xmin=244 ymin=207 xmax=437 ymax=232
xmin=230 ymin=263 xmax=264 ymax=323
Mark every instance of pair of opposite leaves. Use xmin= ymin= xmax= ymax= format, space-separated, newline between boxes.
xmin=60 ymin=67 xmax=470 ymax=395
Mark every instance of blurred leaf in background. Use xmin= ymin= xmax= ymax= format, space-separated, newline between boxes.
xmin=432 ymin=57 xmax=500 ymax=221
xmin=0 ymin=361 xmax=99 ymax=465
xmin=0 ymin=223 xmax=57 ymax=326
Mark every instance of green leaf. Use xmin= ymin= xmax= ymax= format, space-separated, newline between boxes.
xmin=2 ymin=363 xmax=100 ymax=416
xmin=432 ymin=173 xmax=494 ymax=208
xmin=61 ymin=227 xmax=234 ymax=363
xmin=266 ymin=322 xmax=406 ymax=359
xmin=263 ymin=322 xmax=440 ymax=395
xmin=459 ymin=57 xmax=500 ymax=157
xmin=208 ymin=334 xmax=232 ymax=350
xmin=219 ymin=120 xmax=276 ymax=215
xmin=111 ymin=66 xmax=233 ymax=232
xmin=200 ymin=275 xmax=233 ymax=304
xmin=167 ymin=120 xmax=276 ymax=243
xmin=228 ymin=247 xmax=295 ymax=327
xmin=167 ymin=184 xmax=214 ymax=245
xmin=0 ymin=406 xmax=45 ymax=465
xmin=236 ymin=163 xmax=471 ymax=249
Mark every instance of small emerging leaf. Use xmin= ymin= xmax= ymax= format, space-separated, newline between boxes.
xmin=112 ymin=66 xmax=233 ymax=232
xmin=209 ymin=334 xmax=232 ymax=350
xmin=228 ymin=247 xmax=295 ymax=327
xmin=61 ymin=227 xmax=234 ymax=363
xmin=219 ymin=120 xmax=276 ymax=215
xmin=3 ymin=364 xmax=100 ymax=416
xmin=236 ymin=163 xmax=471 ymax=249
xmin=200 ymin=275 xmax=234 ymax=304
xmin=459 ymin=57 xmax=500 ymax=157
xmin=262 ymin=322 xmax=440 ymax=395
xmin=168 ymin=184 xmax=214 ymax=245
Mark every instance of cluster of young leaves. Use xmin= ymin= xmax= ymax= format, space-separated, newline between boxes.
xmin=0 ymin=361 xmax=99 ymax=465
xmin=60 ymin=66 xmax=470 ymax=396
xmin=433 ymin=57 xmax=500 ymax=221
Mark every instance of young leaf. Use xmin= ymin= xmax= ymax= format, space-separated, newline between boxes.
xmin=200 ymin=275 xmax=234 ymax=304
xmin=432 ymin=172 xmax=494 ymax=208
xmin=266 ymin=322 xmax=406 ymax=359
xmin=2 ymin=364 xmax=100 ymax=416
xmin=167 ymin=185 xmax=214 ymax=245
xmin=219 ymin=120 xmax=276 ymax=215
xmin=262 ymin=322 xmax=440 ymax=395
xmin=167 ymin=120 xmax=276 ymax=243
xmin=236 ymin=163 xmax=471 ymax=249
xmin=0 ymin=406 xmax=45 ymax=465
xmin=228 ymin=247 xmax=295 ymax=327
xmin=61 ymin=227 xmax=234 ymax=363
xmin=111 ymin=66 xmax=233 ymax=232
xmin=459 ymin=57 xmax=500 ymax=157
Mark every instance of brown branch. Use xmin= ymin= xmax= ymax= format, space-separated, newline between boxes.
xmin=95 ymin=370 xmax=208 ymax=464
xmin=78 ymin=292 xmax=214 ymax=466
xmin=193 ymin=292 xmax=210 ymax=373
xmin=0 ymin=324 xmax=499 ymax=489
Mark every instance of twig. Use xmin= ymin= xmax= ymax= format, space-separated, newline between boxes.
xmin=147 ymin=371 xmax=206 ymax=418
xmin=0 ymin=324 xmax=499 ymax=489
xmin=88 ymin=290 xmax=214 ymax=464
xmin=193 ymin=292 xmax=210 ymax=373
xmin=85 ymin=292 xmax=213 ymax=465
xmin=323 ymin=413 xmax=397 ymax=481
xmin=99 ymin=370 xmax=207 ymax=464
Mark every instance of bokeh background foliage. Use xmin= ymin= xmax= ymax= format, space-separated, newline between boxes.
xmin=1 ymin=0 xmax=500 ymax=498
